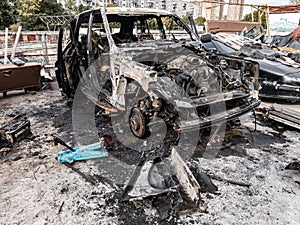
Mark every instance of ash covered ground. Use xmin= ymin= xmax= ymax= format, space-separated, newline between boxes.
xmin=0 ymin=89 xmax=299 ymax=225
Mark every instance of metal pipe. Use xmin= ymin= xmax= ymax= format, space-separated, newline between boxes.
xmin=266 ymin=6 xmax=271 ymax=44
xmin=11 ymin=26 xmax=22 ymax=59
xmin=42 ymin=33 xmax=49 ymax=65
xmin=4 ymin=28 xmax=8 ymax=64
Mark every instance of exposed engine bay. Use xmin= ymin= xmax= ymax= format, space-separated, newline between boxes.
xmin=56 ymin=8 xmax=260 ymax=138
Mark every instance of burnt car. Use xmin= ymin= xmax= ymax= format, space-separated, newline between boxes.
xmin=271 ymin=31 xmax=300 ymax=53
xmin=200 ymin=32 xmax=300 ymax=102
xmin=56 ymin=8 xmax=260 ymax=138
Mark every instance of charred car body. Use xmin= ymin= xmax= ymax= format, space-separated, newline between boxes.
xmin=56 ymin=8 xmax=260 ymax=137
xmin=202 ymin=32 xmax=300 ymax=102
xmin=271 ymin=32 xmax=300 ymax=53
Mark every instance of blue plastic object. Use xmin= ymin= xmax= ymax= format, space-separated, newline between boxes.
xmin=57 ymin=142 xmax=108 ymax=163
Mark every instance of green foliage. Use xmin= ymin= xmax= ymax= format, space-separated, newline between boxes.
xmin=39 ymin=0 xmax=65 ymax=16
xmin=65 ymin=0 xmax=91 ymax=15
xmin=194 ymin=17 xmax=206 ymax=26
xmin=147 ymin=18 xmax=157 ymax=29
xmin=182 ymin=16 xmax=190 ymax=25
xmin=290 ymin=0 xmax=300 ymax=4
xmin=0 ymin=0 xmax=16 ymax=30
xmin=13 ymin=0 xmax=66 ymax=30
xmin=242 ymin=9 xmax=267 ymax=29
xmin=8 ymin=0 xmax=112 ymax=31
xmin=64 ymin=0 xmax=75 ymax=13
xmin=182 ymin=16 xmax=206 ymax=26
xmin=37 ymin=0 xmax=66 ymax=30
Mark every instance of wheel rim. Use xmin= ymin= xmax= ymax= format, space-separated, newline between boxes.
xmin=129 ymin=108 xmax=146 ymax=138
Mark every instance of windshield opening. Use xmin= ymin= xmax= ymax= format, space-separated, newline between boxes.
xmin=104 ymin=14 xmax=195 ymax=45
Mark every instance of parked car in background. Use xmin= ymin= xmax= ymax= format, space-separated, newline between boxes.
xmin=200 ymin=32 xmax=300 ymax=102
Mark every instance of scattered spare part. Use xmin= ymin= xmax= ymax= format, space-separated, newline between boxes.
xmin=0 ymin=115 xmax=31 ymax=144
xmin=256 ymin=103 xmax=300 ymax=131
xmin=121 ymin=148 xmax=200 ymax=213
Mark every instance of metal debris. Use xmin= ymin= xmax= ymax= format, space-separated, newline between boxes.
xmin=0 ymin=115 xmax=31 ymax=143
xmin=285 ymin=161 xmax=300 ymax=170
xmin=241 ymin=25 xmax=265 ymax=42
xmin=170 ymin=148 xmax=201 ymax=204
xmin=256 ymin=103 xmax=300 ymax=131
xmin=191 ymin=170 xmax=218 ymax=193
xmin=121 ymin=148 xmax=200 ymax=214
xmin=0 ymin=147 xmax=11 ymax=153
xmin=210 ymin=174 xmax=251 ymax=188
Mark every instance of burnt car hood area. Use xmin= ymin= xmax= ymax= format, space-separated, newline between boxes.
xmin=204 ymin=33 xmax=300 ymax=102
xmin=56 ymin=8 xmax=260 ymax=137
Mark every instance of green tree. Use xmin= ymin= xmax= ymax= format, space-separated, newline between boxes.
xmin=39 ymin=0 xmax=65 ymax=16
xmin=14 ymin=0 xmax=40 ymax=30
xmin=243 ymin=9 xmax=267 ymax=29
xmin=182 ymin=16 xmax=206 ymax=26
xmin=65 ymin=0 xmax=91 ymax=15
xmin=182 ymin=15 xmax=190 ymax=25
xmin=64 ymin=0 xmax=76 ymax=14
xmin=14 ymin=0 xmax=65 ymax=30
xmin=37 ymin=0 xmax=66 ymax=30
xmin=194 ymin=17 xmax=206 ymax=26
xmin=290 ymin=0 xmax=300 ymax=4
xmin=0 ymin=0 xmax=17 ymax=30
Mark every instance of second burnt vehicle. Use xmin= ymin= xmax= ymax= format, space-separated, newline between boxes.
xmin=56 ymin=7 xmax=260 ymax=138
xmin=200 ymin=32 xmax=300 ymax=102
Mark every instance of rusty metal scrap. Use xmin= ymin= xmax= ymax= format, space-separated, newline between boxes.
xmin=121 ymin=148 xmax=201 ymax=214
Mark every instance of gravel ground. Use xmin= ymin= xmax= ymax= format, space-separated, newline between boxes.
xmin=0 ymin=90 xmax=299 ymax=225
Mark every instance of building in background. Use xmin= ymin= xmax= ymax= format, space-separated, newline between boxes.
xmin=190 ymin=0 xmax=223 ymax=20
xmin=57 ymin=0 xmax=193 ymax=17
xmin=56 ymin=0 xmax=245 ymax=21
xmin=225 ymin=0 xmax=244 ymax=20
xmin=114 ymin=0 xmax=193 ymax=17
xmin=57 ymin=0 xmax=114 ymax=7
xmin=190 ymin=0 xmax=244 ymax=21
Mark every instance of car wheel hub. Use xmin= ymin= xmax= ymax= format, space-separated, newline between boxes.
xmin=129 ymin=108 xmax=146 ymax=138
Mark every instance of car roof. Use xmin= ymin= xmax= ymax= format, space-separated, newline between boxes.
xmin=75 ymin=7 xmax=173 ymax=18
xmin=105 ymin=7 xmax=173 ymax=15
